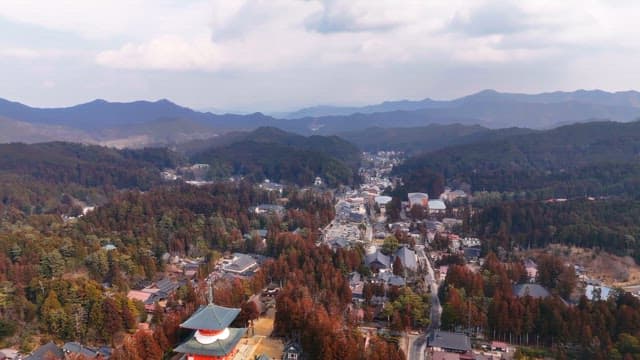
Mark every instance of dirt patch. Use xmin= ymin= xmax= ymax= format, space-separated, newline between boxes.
xmin=250 ymin=307 xmax=284 ymax=358
xmin=524 ymin=245 xmax=640 ymax=287
xmin=253 ymin=337 xmax=284 ymax=359
xmin=253 ymin=308 xmax=276 ymax=337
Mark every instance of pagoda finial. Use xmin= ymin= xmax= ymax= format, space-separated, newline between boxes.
xmin=207 ymin=277 xmax=214 ymax=305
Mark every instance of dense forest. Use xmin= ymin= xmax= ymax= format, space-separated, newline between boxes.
xmin=439 ymin=252 xmax=640 ymax=359
xmin=0 ymin=182 xmax=273 ymax=347
xmin=0 ymin=142 xmax=183 ymax=214
xmin=0 ymin=176 xmax=405 ymax=358
xmin=473 ymin=199 xmax=640 ymax=263
xmin=190 ymin=127 xmax=361 ymax=187
xmin=339 ymin=124 xmax=534 ymax=155
xmin=268 ymin=233 xmax=405 ymax=360
xmin=394 ymin=121 xmax=640 ymax=198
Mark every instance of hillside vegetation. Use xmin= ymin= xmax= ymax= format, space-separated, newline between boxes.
xmin=190 ymin=127 xmax=360 ymax=186
xmin=395 ymin=121 xmax=640 ymax=198
xmin=0 ymin=142 xmax=183 ymax=213
xmin=339 ymin=124 xmax=534 ymax=154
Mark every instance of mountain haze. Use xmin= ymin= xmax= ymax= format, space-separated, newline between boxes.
xmin=284 ymin=89 xmax=640 ymax=118
xmin=1 ymin=89 xmax=639 ymax=147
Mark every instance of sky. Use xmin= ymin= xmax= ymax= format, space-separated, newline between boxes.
xmin=1 ymin=0 xmax=639 ymax=113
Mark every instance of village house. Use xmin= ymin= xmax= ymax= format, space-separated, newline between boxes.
xmin=395 ymin=246 xmax=418 ymax=271
xmin=428 ymin=199 xmax=447 ymax=214
xmin=427 ymin=331 xmax=471 ymax=354
xmin=365 ymin=250 xmax=391 ymax=272
xmin=25 ymin=342 xmax=64 ymax=360
xmin=222 ymin=253 xmax=258 ymax=274
xmin=282 ymin=341 xmax=303 ymax=360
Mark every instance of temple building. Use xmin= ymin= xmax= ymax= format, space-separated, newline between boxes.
xmin=174 ymin=283 xmax=247 ymax=360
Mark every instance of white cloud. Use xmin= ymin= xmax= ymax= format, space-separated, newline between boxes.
xmin=87 ymin=0 xmax=640 ymax=72
xmin=0 ymin=48 xmax=41 ymax=59
xmin=0 ymin=47 xmax=76 ymax=59
xmin=96 ymin=35 xmax=223 ymax=71
xmin=3 ymin=0 xmax=640 ymax=109
xmin=0 ymin=0 xmax=212 ymax=40
xmin=2 ymin=0 xmax=638 ymax=72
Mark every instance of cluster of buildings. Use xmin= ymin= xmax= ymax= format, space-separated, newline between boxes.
xmin=324 ymin=198 xmax=367 ymax=249
xmin=161 ymin=163 xmax=216 ymax=186
xmin=13 ymin=341 xmax=112 ymax=360
xmin=324 ymin=151 xmax=406 ymax=250
xmin=406 ymin=192 xmax=448 ymax=215
xmin=127 ymin=277 xmax=184 ymax=312
xmin=207 ymin=253 xmax=262 ymax=284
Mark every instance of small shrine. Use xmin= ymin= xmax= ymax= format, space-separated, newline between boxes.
xmin=174 ymin=281 xmax=247 ymax=360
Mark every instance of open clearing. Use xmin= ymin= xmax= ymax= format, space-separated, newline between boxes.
xmin=524 ymin=244 xmax=640 ymax=287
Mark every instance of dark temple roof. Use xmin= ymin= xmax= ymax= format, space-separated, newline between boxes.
xmin=428 ymin=331 xmax=471 ymax=353
xmin=180 ymin=303 xmax=241 ymax=330
xmin=26 ymin=342 xmax=64 ymax=360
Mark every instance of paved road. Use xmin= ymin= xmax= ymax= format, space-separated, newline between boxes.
xmin=408 ymin=248 xmax=442 ymax=360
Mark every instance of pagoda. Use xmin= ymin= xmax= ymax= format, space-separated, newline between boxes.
xmin=175 ymin=281 xmax=247 ymax=360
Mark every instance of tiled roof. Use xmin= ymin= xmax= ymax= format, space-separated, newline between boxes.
xmin=224 ymin=253 xmax=257 ymax=273
xmin=387 ymin=275 xmax=406 ymax=287
xmin=62 ymin=342 xmax=97 ymax=358
xmin=428 ymin=331 xmax=471 ymax=352
xmin=180 ymin=304 xmax=241 ymax=330
xmin=26 ymin=342 xmax=64 ymax=360
xmin=127 ymin=290 xmax=152 ymax=303
xmin=395 ymin=246 xmax=417 ymax=270
xmin=366 ymin=250 xmax=390 ymax=268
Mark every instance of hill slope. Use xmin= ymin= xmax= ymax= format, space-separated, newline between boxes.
xmin=338 ymin=124 xmax=535 ymax=154
xmin=394 ymin=120 xmax=640 ymax=198
xmin=0 ymin=142 xmax=183 ymax=212
xmin=189 ymin=127 xmax=360 ymax=186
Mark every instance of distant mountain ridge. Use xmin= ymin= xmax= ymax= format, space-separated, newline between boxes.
xmin=1 ymin=89 xmax=640 ymax=147
xmin=279 ymin=98 xmax=445 ymax=119
xmin=283 ymin=89 xmax=640 ymax=118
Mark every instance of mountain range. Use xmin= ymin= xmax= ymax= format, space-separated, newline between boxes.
xmin=282 ymin=89 xmax=640 ymax=118
xmin=1 ymin=89 xmax=639 ymax=147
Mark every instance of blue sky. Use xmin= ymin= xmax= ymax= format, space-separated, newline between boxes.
xmin=1 ymin=0 xmax=639 ymax=113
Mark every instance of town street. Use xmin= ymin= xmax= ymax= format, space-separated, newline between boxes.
xmin=409 ymin=247 xmax=443 ymax=360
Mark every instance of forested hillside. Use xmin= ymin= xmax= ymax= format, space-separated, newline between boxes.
xmin=475 ymin=199 xmax=640 ymax=262
xmin=395 ymin=121 xmax=640 ymax=198
xmin=0 ymin=142 xmax=183 ymax=213
xmin=339 ymin=124 xmax=534 ymax=154
xmin=190 ymin=127 xmax=360 ymax=186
